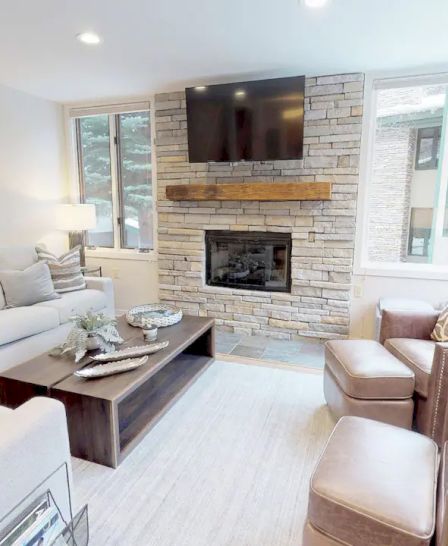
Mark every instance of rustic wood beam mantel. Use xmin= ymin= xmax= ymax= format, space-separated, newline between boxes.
xmin=166 ymin=182 xmax=332 ymax=201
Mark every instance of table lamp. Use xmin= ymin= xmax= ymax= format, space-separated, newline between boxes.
xmin=56 ymin=204 xmax=97 ymax=266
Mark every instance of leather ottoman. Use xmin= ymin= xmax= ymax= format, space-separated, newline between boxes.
xmin=303 ymin=416 xmax=438 ymax=546
xmin=324 ymin=339 xmax=415 ymax=429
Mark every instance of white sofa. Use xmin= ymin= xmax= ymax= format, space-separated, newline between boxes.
xmin=0 ymin=246 xmax=115 ymax=372
xmin=0 ymin=398 xmax=73 ymax=529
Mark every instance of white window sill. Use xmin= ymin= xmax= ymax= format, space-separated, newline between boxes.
xmin=85 ymin=248 xmax=157 ymax=262
xmin=355 ymin=262 xmax=448 ymax=281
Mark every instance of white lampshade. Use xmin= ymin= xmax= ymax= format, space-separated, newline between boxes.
xmin=56 ymin=204 xmax=97 ymax=231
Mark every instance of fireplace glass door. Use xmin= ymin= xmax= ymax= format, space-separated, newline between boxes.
xmin=205 ymin=231 xmax=291 ymax=292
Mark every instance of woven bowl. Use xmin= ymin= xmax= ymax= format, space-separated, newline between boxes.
xmin=126 ymin=304 xmax=183 ymax=328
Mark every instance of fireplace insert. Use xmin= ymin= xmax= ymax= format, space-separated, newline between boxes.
xmin=205 ymin=231 xmax=291 ymax=293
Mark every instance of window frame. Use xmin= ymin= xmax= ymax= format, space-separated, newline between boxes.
xmin=66 ymin=100 xmax=157 ymax=261
xmin=415 ymin=126 xmax=441 ymax=171
xmin=354 ymin=71 xmax=448 ymax=281
xmin=407 ymin=207 xmax=433 ymax=259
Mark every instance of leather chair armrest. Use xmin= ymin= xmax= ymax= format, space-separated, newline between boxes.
xmin=427 ymin=343 xmax=448 ymax=448
xmin=379 ymin=309 xmax=439 ymax=344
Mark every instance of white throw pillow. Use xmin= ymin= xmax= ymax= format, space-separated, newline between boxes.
xmin=0 ymin=262 xmax=60 ymax=307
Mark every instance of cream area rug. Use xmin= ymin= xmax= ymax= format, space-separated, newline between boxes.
xmin=72 ymin=360 xmax=334 ymax=546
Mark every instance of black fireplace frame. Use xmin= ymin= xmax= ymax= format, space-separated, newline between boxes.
xmin=205 ymin=230 xmax=292 ymax=293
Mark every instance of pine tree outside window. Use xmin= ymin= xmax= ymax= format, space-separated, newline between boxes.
xmin=74 ymin=107 xmax=153 ymax=251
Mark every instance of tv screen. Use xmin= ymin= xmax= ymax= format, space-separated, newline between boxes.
xmin=185 ymin=75 xmax=305 ymax=163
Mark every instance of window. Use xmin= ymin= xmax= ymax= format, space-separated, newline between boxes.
xmin=415 ymin=126 xmax=441 ymax=170
xmin=364 ymin=76 xmax=448 ymax=268
xmin=407 ymin=208 xmax=433 ymax=258
xmin=74 ymin=107 xmax=153 ymax=251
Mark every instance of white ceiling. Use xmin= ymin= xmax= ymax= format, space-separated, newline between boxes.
xmin=0 ymin=0 xmax=447 ymax=104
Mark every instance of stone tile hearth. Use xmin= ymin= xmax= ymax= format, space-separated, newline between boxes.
xmin=216 ymin=330 xmax=325 ymax=369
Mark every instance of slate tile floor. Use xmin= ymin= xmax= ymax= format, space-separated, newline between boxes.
xmin=216 ymin=330 xmax=325 ymax=369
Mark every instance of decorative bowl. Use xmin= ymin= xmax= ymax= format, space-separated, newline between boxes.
xmin=126 ymin=304 xmax=182 ymax=328
xmin=75 ymin=356 xmax=149 ymax=379
xmin=90 ymin=341 xmax=169 ymax=362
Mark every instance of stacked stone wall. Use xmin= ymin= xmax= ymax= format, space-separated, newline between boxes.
xmin=155 ymin=74 xmax=364 ymax=339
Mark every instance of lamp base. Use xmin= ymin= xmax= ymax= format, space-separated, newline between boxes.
xmin=68 ymin=231 xmax=86 ymax=267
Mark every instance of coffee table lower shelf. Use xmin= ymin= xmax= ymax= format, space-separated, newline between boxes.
xmin=51 ymin=352 xmax=213 ymax=468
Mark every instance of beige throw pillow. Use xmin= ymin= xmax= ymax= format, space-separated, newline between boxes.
xmin=0 ymin=262 xmax=60 ymax=307
xmin=431 ymin=306 xmax=448 ymax=342
xmin=37 ymin=246 xmax=86 ymax=293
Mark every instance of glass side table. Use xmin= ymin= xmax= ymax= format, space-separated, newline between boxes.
xmin=81 ymin=266 xmax=102 ymax=277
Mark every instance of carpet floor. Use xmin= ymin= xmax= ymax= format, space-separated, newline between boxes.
xmin=72 ymin=359 xmax=334 ymax=546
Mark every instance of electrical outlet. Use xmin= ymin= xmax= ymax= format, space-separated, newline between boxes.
xmin=112 ymin=268 xmax=120 ymax=279
xmin=353 ymin=284 xmax=363 ymax=298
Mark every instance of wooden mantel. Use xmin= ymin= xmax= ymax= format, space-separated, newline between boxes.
xmin=166 ymin=181 xmax=332 ymax=202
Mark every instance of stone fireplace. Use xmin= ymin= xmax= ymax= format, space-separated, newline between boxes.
xmin=155 ymin=73 xmax=364 ymax=340
xmin=205 ymin=231 xmax=291 ymax=293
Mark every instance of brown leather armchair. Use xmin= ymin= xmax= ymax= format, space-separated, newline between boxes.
xmin=380 ymin=309 xmax=448 ymax=446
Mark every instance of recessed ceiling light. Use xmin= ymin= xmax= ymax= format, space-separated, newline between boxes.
xmin=194 ymin=86 xmax=207 ymax=91
xmin=303 ymin=0 xmax=328 ymax=8
xmin=76 ymin=32 xmax=102 ymax=45
xmin=235 ymin=90 xmax=246 ymax=98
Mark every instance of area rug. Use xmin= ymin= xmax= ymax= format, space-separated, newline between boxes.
xmin=72 ymin=360 xmax=334 ymax=546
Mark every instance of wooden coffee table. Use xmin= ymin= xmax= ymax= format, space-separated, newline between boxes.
xmin=0 ymin=315 xmax=215 ymax=468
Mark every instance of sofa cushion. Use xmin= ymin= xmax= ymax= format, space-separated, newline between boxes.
xmin=385 ymin=338 xmax=435 ymax=398
xmin=325 ymin=339 xmax=415 ymax=400
xmin=0 ymin=306 xmax=60 ymax=346
xmin=0 ymin=246 xmax=37 ymax=270
xmin=308 ymin=416 xmax=438 ymax=546
xmin=35 ymin=288 xmax=107 ymax=324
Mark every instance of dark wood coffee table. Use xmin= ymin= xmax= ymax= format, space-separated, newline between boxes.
xmin=0 ymin=315 xmax=215 ymax=468
xmin=0 ymin=316 xmax=158 ymax=407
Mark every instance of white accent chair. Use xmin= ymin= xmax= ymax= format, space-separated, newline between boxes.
xmin=0 ymin=398 xmax=73 ymax=529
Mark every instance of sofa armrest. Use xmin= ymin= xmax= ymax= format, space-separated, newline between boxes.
xmin=84 ymin=276 xmax=115 ymax=317
xmin=427 ymin=343 xmax=448 ymax=448
xmin=0 ymin=398 xmax=73 ymax=524
xmin=379 ymin=309 xmax=439 ymax=344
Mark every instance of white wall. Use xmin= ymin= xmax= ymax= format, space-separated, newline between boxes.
xmin=410 ymin=169 xmax=437 ymax=208
xmin=0 ymin=84 xmax=68 ymax=253
xmin=350 ymin=274 xmax=447 ymax=339
xmin=85 ymin=255 xmax=159 ymax=312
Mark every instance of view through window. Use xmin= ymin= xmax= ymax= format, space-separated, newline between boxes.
xmin=76 ymin=109 xmax=153 ymax=250
xmin=367 ymin=80 xmax=448 ymax=266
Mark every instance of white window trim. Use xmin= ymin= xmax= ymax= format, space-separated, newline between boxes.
xmin=354 ymin=69 xmax=448 ymax=281
xmin=64 ymin=97 xmax=158 ymax=261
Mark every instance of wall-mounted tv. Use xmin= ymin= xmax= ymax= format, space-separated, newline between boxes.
xmin=185 ymin=75 xmax=305 ymax=163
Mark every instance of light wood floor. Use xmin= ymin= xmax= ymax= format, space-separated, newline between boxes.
xmin=72 ymin=359 xmax=334 ymax=546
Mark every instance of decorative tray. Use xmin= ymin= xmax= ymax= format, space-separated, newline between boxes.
xmin=75 ymin=356 xmax=149 ymax=379
xmin=126 ymin=304 xmax=182 ymax=328
xmin=90 ymin=340 xmax=169 ymax=362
